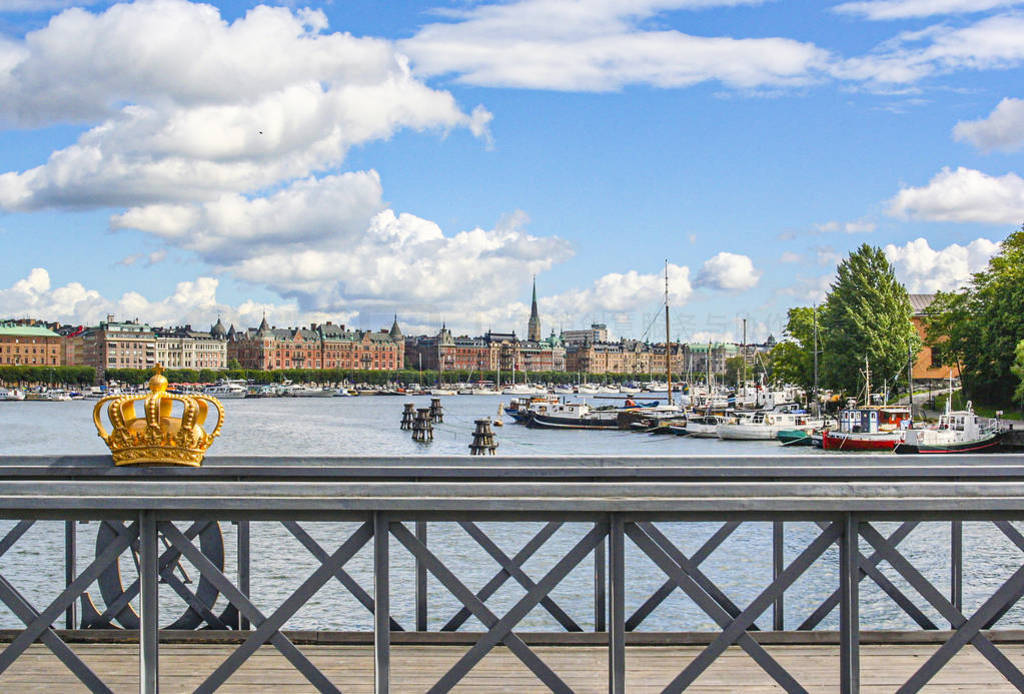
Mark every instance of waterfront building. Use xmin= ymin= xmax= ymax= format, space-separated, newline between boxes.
xmin=228 ymin=318 xmax=403 ymax=371
xmin=82 ymin=316 xmax=156 ymax=378
xmin=0 ymin=322 xmax=62 ymax=366
xmin=153 ymin=323 xmax=227 ymax=371
xmin=909 ymin=294 xmax=959 ymax=383
xmin=561 ymin=323 xmax=608 ymax=346
xmin=685 ymin=342 xmax=739 ymax=378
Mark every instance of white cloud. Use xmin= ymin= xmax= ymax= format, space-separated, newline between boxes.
xmin=0 ymin=267 xmax=356 ymax=331
xmin=399 ymin=0 xmax=828 ymax=92
xmin=779 ymin=273 xmax=834 ymax=304
xmin=887 ymin=166 xmax=1024 ymax=224
xmin=0 ymin=0 xmax=101 ymax=10
xmin=112 ymin=173 xmax=573 ymax=318
xmin=117 ymin=250 xmax=168 ymax=268
xmin=833 ymin=0 xmax=1024 ymax=20
xmin=695 ymin=252 xmax=761 ymax=291
xmin=834 ymin=14 xmax=1024 ymax=84
xmin=780 ymin=251 xmax=802 ymax=263
xmin=884 ymin=236 xmax=1000 ymax=291
xmin=953 ymin=97 xmax=1024 ymax=152
xmin=815 ymin=219 xmax=877 ymax=234
xmin=0 ymin=0 xmax=489 ymax=211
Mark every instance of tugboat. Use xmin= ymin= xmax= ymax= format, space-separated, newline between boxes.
xmin=820 ymin=357 xmax=910 ymax=452
xmin=895 ymin=375 xmax=1006 ymax=454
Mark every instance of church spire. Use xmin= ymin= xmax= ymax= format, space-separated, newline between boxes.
xmin=528 ymin=275 xmax=541 ymax=342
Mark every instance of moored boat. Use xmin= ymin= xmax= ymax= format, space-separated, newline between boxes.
xmin=895 ymin=402 xmax=1006 ymax=454
xmin=526 ymin=401 xmax=621 ymax=430
xmin=820 ymin=406 xmax=910 ymax=451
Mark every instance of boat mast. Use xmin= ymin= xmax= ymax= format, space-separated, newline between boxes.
xmin=664 ymin=259 xmax=672 ymax=406
xmin=863 ymin=355 xmax=871 ymax=407
xmin=812 ymin=306 xmax=819 ymax=414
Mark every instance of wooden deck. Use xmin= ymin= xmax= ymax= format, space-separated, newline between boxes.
xmin=3 ymin=642 xmax=1022 ymax=693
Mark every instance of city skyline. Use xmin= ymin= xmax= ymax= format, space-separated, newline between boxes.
xmin=0 ymin=0 xmax=1022 ymax=342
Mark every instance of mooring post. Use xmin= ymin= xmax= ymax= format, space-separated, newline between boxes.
xmin=64 ymin=520 xmax=76 ymax=630
xmin=839 ymin=513 xmax=860 ymax=694
xmin=139 ymin=511 xmax=159 ymax=694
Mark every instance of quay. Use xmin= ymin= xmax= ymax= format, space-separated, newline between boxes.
xmin=2 ymin=454 xmax=1024 ymax=692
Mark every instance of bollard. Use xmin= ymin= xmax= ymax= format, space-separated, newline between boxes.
xmin=400 ymin=403 xmax=416 ymax=430
xmin=429 ymin=397 xmax=444 ymax=423
xmin=469 ymin=418 xmax=498 ymax=455
xmin=412 ymin=408 xmax=434 ymax=442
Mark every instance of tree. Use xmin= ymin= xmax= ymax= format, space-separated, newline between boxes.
xmin=1013 ymin=339 xmax=1024 ymax=410
xmin=924 ymin=226 xmax=1024 ymax=407
xmin=724 ymin=356 xmax=745 ymax=386
xmin=769 ymin=307 xmax=817 ymax=390
xmin=819 ymin=244 xmax=920 ymax=397
xmin=227 ymin=358 xmax=241 ymax=370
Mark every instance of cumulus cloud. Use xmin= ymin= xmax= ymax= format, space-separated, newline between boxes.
xmin=887 ymin=166 xmax=1024 ymax=224
xmin=542 ymin=264 xmax=692 ymax=319
xmin=112 ymin=172 xmax=572 ymax=318
xmin=694 ymin=252 xmax=761 ymax=291
xmin=834 ymin=14 xmax=1024 ymax=84
xmin=884 ymin=237 xmax=1000 ymax=291
xmin=399 ymin=0 xmax=828 ymax=91
xmin=0 ymin=267 xmax=358 ymax=331
xmin=833 ymin=0 xmax=1024 ymax=20
xmin=953 ymin=97 xmax=1024 ymax=152
xmin=0 ymin=0 xmax=490 ymax=211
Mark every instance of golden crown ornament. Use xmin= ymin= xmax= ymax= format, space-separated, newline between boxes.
xmin=93 ymin=365 xmax=224 ymax=466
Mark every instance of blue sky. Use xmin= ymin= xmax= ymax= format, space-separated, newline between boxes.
xmin=0 ymin=0 xmax=1021 ymax=343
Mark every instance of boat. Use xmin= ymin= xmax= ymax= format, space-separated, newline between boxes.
xmin=204 ymin=381 xmax=248 ymax=399
xmin=504 ymin=395 xmax=561 ymax=422
xmin=430 ymin=388 xmax=458 ymax=396
xmin=0 ymin=387 xmax=25 ymax=401
xmin=501 ymin=383 xmax=548 ymax=396
xmin=526 ymin=401 xmax=621 ymax=430
xmin=777 ymin=429 xmax=812 ymax=446
xmin=25 ymin=389 xmax=72 ymax=401
xmin=717 ymin=405 xmax=822 ymax=441
xmin=685 ymin=413 xmax=728 ymax=438
xmin=821 ymin=406 xmax=910 ymax=451
xmin=895 ymin=401 xmax=1006 ymax=454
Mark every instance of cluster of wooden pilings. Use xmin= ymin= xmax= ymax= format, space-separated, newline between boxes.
xmin=400 ymin=403 xmax=416 ymax=430
xmin=469 ymin=418 xmax=498 ymax=455
xmin=412 ymin=408 xmax=433 ymax=442
xmin=429 ymin=398 xmax=443 ymax=423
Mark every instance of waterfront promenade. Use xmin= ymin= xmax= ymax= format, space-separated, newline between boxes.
xmin=2 ymin=454 xmax=1024 ymax=692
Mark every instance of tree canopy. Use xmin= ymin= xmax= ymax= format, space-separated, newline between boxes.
xmin=769 ymin=307 xmax=817 ymax=391
xmin=925 ymin=226 xmax=1024 ymax=407
xmin=819 ymin=244 xmax=919 ymax=397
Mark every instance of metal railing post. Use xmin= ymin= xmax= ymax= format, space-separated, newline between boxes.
xmin=595 ymin=532 xmax=606 ymax=632
xmin=237 ymin=520 xmax=250 ymax=630
xmin=139 ymin=511 xmax=159 ymax=694
xmin=840 ymin=514 xmax=860 ymax=694
xmin=64 ymin=520 xmax=76 ymax=630
xmin=374 ymin=512 xmax=390 ymax=693
xmin=416 ymin=521 xmax=427 ymax=632
xmin=608 ymin=515 xmax=625 ymax=694
xmin=951 ymin=520 xmax=963 ymax=626
xmin=772 ymin=520 xmax=784 ymax=631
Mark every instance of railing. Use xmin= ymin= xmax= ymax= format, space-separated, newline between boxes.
xmin=1 ymin=454 xmax=1024 ymax=692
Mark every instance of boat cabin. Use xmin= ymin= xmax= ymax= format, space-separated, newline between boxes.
xmin=838 ymin=407 xmax=910 ymax=434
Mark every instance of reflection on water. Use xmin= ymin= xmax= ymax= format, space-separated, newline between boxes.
xmin=0 ymin=396 xmax=1021 ymax=632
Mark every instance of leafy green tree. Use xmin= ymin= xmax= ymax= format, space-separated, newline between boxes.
xmin=769 ymin=306 xmax=818 ymax=390
xmin=819 ymin=244 xmax=920 ymax=397
xmin=925 ymin=226 xmax=1024 ymax=406
xmin=1013 ymin=339 xmax=1024 ymax=410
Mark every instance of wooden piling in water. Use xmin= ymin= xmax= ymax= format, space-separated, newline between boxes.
xmin=469 ymin=418 xmax=498 ymax=455
xmin=400 ymin=403 xmax=416 ymax=430
xmin=429 ymin=398 xmax=443 ymax=423
xmin=412 ymin=408 xmax=433 ymax=442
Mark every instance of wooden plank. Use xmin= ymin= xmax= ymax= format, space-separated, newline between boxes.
xmin=3 ymin=642 xmax=1023 ymax=693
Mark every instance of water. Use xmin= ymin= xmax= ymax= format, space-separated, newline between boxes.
xmin=1 ymin=396 xmax=1021 ymax=633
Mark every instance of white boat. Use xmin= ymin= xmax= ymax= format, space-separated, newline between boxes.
xmin=470 ymin=387 xmax=499 ymax=396
xmin=525 ymin=401 xmax=621 ymax=429
xmin=896 ymin=400 xmax=1004 ymax=454
xmin=0 ymin=387 xmax=26 ymax=401
xmin=685 ymin=413 xmax=727 ymax=438
xmin=430 ymin=388 xmax=458 ymax=396
xmin=25 ymin=389 xmax=72 ymax=402
xmin=288 ymin=384 xmax=335 ymax=398
xmin=501 ymin=383 xmax=548 ymax=396
xmin=717 ymin=408 xmax=823 ymax=441
xmin=204 ymin=381 xmax=248 ymax=399
xmin=334 ymin=388 xmax=356 ymax=397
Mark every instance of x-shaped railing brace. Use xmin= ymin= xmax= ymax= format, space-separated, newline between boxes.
xmin=626 ymin=520 xmax=841 ymax=694
xmin=0 ymin=519 xmax=139 ymax=694
xmin=391 ymin=520 xmax=607 ymax=693
xmin=800 ymin=521 xmax=937 ymax=631
xmin=163 ymin=520 xmax=373 ymax=693
xmin=282 ymin=520 xmax=404 ymax=632
xmin=857 ymin=521 xmax=1024 ymax=692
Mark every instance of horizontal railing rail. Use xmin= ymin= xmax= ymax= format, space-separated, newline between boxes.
xmin=0 ymin=454 xmax=1023 ymax=693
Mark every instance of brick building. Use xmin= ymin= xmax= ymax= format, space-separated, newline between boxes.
xmin=82 ymin=317 xmax=156 ymax=378
xmin=228 ymin=316 xmax=403 ymax=371
xmin=0 ymin=322 xmax=62 ymax=366
xmin=909 ymin=294 xmax=959 ymax=382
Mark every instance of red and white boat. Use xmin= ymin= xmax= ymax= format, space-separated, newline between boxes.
xmin=821 ymin=406 xmax=911 ymax=451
